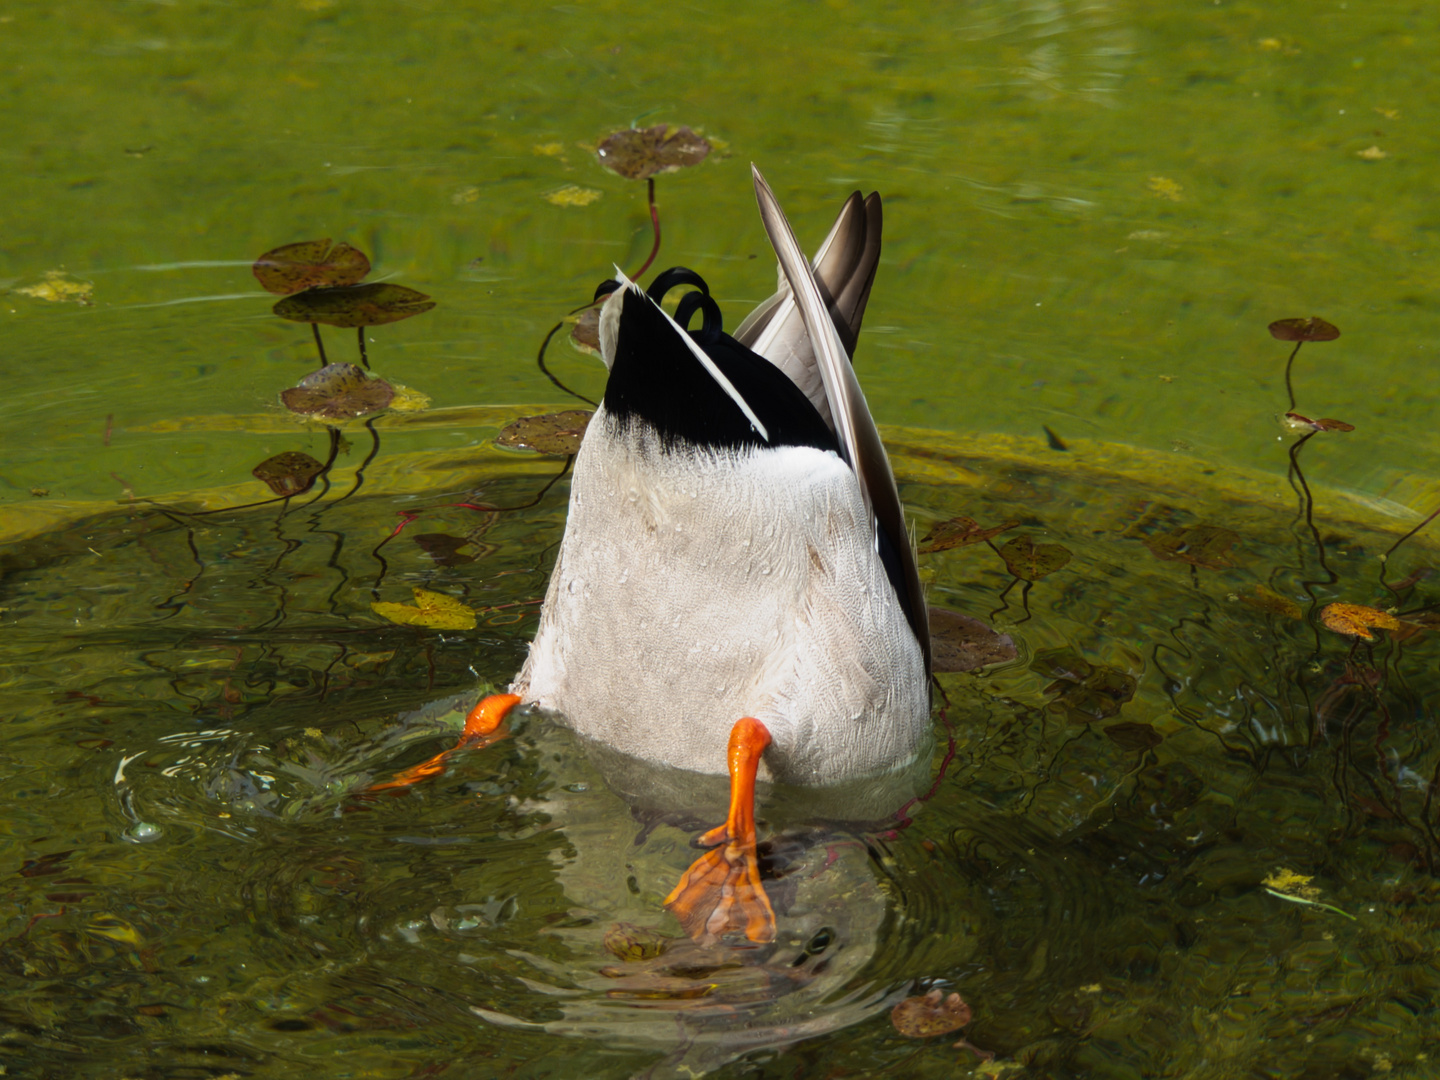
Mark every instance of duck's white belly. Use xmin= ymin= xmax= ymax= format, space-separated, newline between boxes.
xmin=512 ymin=410 xmax=929 ymax=785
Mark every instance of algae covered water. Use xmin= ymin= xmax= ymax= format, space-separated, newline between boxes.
xmin=3 ymin=1 xmax=1440 ymax=1077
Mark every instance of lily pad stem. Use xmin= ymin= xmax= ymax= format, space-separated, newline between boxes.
xmin=631 ymin=177 xmax=661 ymax=281
xmin=312 ymin=323 xmax=329 ymax=368
xmin=357 ymin=327 xmax=369 ymax=370
xmin=535 ymin=320 xmax=599 ymax=406
xmin=1283 ymin=340 xmax=1302 ymax=411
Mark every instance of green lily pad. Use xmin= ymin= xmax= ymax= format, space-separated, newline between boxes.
xmin=918 ymin=516 xmax=1018 ymax=554
xmin=1268 ymin=316 xmax=1340 ymax=343
xmin=602 ymin=923 xmax=671 ymax=963
xmin=280 ymin=363 xmax=394 ymax=421
xmin=1103 ymin=721 xmax=1163 ymax=753
xmin=495 ymin=410 xmax=592 ymax=455
xmin=595 ymin=124 xmax=711 ymax=181
xmin=998 ymin=535 xmax=1072 ymax=580
xmin=253 ymin=239 xmax=371 ymax=295
xmin=1144 ymin=524 xmax=1240 ymax=569
xmin=371 ymin=587 xmax=476 ymax=631
xmin=273 ymin=283 xmax=436 ymax=329
xmin=251 ymin=451 xmax=325 ymax=496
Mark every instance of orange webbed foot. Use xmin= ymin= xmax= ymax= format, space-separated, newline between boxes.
xmin=663 ymin=717 xmax=776 ymax=944
xmin=367 ymin=692 xmax=521 ymax=793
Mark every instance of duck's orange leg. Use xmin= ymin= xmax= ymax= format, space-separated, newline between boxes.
xmin=367 ymin=693 xmax=522 ymax=793
xmin=664 ymin=717 xmax=776 ymax=943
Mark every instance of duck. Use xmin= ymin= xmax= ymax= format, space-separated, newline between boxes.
xmin=376 ymin=166 xmax=932 ymax=945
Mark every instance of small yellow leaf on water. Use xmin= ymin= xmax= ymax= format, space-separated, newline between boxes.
xmin=1147 ymin=176 xmax=1183 ymax=201
xmin=1356 ymin=145 xmax=1388 ymax=160
xmin=451 ymin=186 xmax=480 ymax=205
xmin=87 ymin=915 xmax=143 ymax=947
xmin=18 ymin=270 xmax=93 ymax=304
xmin=372 ymin=588 xmax=477 ymax=630
xmin=533 ymin=143 xmax=566 ymax=157
xmin=1258 ymin=38 xmax=1283 ymax=51
xmin=1374 ymin=106 xmax=1400 ymax=120
xmin=543 ymin=185 xmax=602 ymax=207
xmin=387 ymin=382 xmax=431 ymax=413
xmin=1262 ymin=867 xmax=1321 ymax=900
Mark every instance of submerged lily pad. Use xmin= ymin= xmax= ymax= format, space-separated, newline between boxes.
xmin=570 ymin=306 xmax=604 ymax=356
xmin=1144 ymin=525 xmax=1240 ymax=570
xmin=1239 ymin=584 xmax=1303 ymax=620
xmin=281 ymin=363 xmax=394 ymax=421
xmin=918 ymin=517 xmax=1018 ymax=554
xmin=602 ymin=923 xmax=671 ymax=963
xmin=892 ymin=989 xmax=972 ymax=1038
xmin=251 ymin=451 xmax=325 ymax=496
xmin=1103 ymin=721 xmax=1164 ymax=753
xmin=371 ymin=587 xmax=476 ymax=631
xmin=495 ymin=411 xmax=592 ymax=455
xmin=596 ymin=124 xmax=711 ymax=181
xmin=253 ymin=239 xmax=371 ymax=295
xmin=1320 ymin=602 xmax=1401 ymax=640
xmin=929 ymin=607 xmax=1017 ymax=673
xmin=998 ymin=535 xmax=1072 ymax=580
xmin=1268 ymin=316 xmax=1340 ymax=343
xmin=412 ymin=533 xmax=474 ymax=567
xmin=273 ymin=283 xmax=435 ymax=328
xmin=1034 ymin=648 xmax=1138 ymax=725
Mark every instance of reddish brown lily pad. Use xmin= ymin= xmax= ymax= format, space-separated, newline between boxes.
xmin=998 ymin=535 xmax=1072 ymax=580
xmin=918 ymin=517 xmax=1019 ymax=554
xmin=892 ymin=989 xmax=972 ymax=1038
xmin=928 ymin=607 xmax=1017 ymax=673
xmin=281 ymin=363 xmax=394 ymax=421
xmin=1144 ymin=525 xmax=1240 ymax=570
xmin=1319 ymin=602 xmax=1401 ymax=641
xmin=251 ymin=451 xmax=326 ymax=496
xmin=596 ymin=124 xmax=711 ymax=181
xmin=1268 ymin=317 xmax=1340 ymax=343
xmin=1285 ymin=412 xmax=1355 ymax=433
xmin=273 ymin=283 xmax=435 ymax=329
xmin=570 ymin=305 xmax=605 ymax=356
xmin=253 ymin=239 xmax=371 ymax=295
xmin=495 ymin=410 xmax=592 ymax=455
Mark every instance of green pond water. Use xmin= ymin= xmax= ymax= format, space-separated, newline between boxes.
xmin=3 ymin=1 xmax=1440 ymax=1077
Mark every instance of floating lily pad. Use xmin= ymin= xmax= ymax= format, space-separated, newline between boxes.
xmin=892 ymin=989 xmax=972 ymax=1038
xmin=1268 ymin=316 xmax=1340 ymax=343
xmin=602 ymin=923 xmax=671 ymax=963
xmin=253 ymin=239 xmax=371 ymax=295
xmin=998 ymin=535 xmax=1072 ymax=580
xmin=1144 ymin=524 xmax=1240 ymax=570
xmin=495 ymin=410 xmax=592 ymax=455
xmin=1284 ymin=412 xmax=1355 ymax=433
xmin=370 ymin=587 xmax=476 ymax=631
xmin=251 ymin=451 xmax=325 ymax=497
xmin=596 ymin=124 xmax=711 ymax=181
xmin=281 ymin=363 xmax=394 ymax=421
xmin=1320 ymin=602 xmax=1401 ymax=640
xmin=918 ymin=517 xmax=1018 ymax=554
xmin=412 ymin=533 xmax=474 ymax=567
xmin=929 ymin=607 xmax=1017 ymax=673
xmin=569 ymin=306 xmax=604 ymax=356
xmin=1103 ymin=721 xmax=1163 ymax=753
xmin=273 ymin=283 xmax=435 ymax=329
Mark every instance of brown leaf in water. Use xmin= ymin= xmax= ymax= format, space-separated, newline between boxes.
xmin=1285 ymin=412 xmax=1355 ymax=433
xmin=603 ymin=923 xmax=671 ymax=963
xmin=1319 ymin=602 xmax=1400 ymax=640
xmin=253 ymin=239 xmax=371 ymax=295
xmin=495 ymin=410 xmax=592 ymax=455
xmin=918 ymin=517 xmax=1019 ymax=554
xmin=596 ymin=124 xmax=711 ymax=180
xmin=998 ymin=535 xmax=1072 ymax=580
xmin=1103 ymin=721 xmax=1163 ymax=753
xmin=274 ymin=283 xmax=435 ymax=328
xmin=892 ymin=989 xmax=972 ymax=1038
xmin=281 ymin=363 xmax=394 ymax=421
xmin=412 ymin=533 xmax=474 ymax=566
xmin=1033 ymin=648 xmax=1137 ymax=724
xmin=570 ymin=305 xmax=603 ymax=356
xmin=371 ymin=588 xmax=476 ymax=631
xmin=1268 ymin=316 xmax=1340 ymax=342
xmin=1145 ymin=525 xmax=1240 ymax=569
xmin=928 ymin=607 xmax=1017 ymax=673
xmin=1239 ymin=584 xmax=1303 ymax=620
xmin=251 ymin=451 xmax=326 ymax=497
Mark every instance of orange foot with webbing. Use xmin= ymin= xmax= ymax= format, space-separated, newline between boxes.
xmin=664 ymin=717 xmax=776 ymax=944
xmin=367 ymin=693 xmax=522 ymax=793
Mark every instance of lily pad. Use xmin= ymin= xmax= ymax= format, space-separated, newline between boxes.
xmin=1144 ymin=524 xmax=1240 ymax=570
xmin=998 ymin=535 xmax=1072 ymax=580
xmin=1284 ymin=412 xmax=1355 ymax=433
xmin=929 ymin=607 xmax=1017 ymax=673
xmin=412 ymin=533 xmax=474 ymax=567
xmin=273 ymin=283 xmax=435 ymax=329
xmin=602 ymin=923 xmax=671 ymax=963
xmin=370 ymin=587 xmax=477 ymax=631
xmin=253 ymin=239 xmax=371 ymax=295
xmin=251 ymin=451 xmax=325 ymax=497
xmin=1320 ymin=602 xmax=1401 ymax=640
xmin=1238 ymin=584 xmax=1303 ymax=620
xmin=569 ymin=306 xmax=604 ymax=356
xmin=918 ymin=517 xmax=1018 ymax=554
xmin=495 ymin=410 xmax=592 ymax=455
xmin=1103 ymin=721 xmax=1163 ymax=753
xmin=596 ymin=124 xmax=711 ymax=181
xmin=892 ymin=989 xmax=972 ymax=1038
xmin=281 ymin=363 xmax=394 ymax=421
xmin=1268 ymin=316 xmax=1340 ymax=343
xmin=1034 ymin=648 xmax=1137 ymax=725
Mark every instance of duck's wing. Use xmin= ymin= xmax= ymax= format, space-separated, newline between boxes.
xmin=732 ymin=190 xmax=881 ymax=432
xmin=749 ymin=166 xmax=930 ymax=671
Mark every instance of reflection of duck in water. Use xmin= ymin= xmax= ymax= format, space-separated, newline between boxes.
xmin=383 ymin=166 xmax=931 ymax=946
